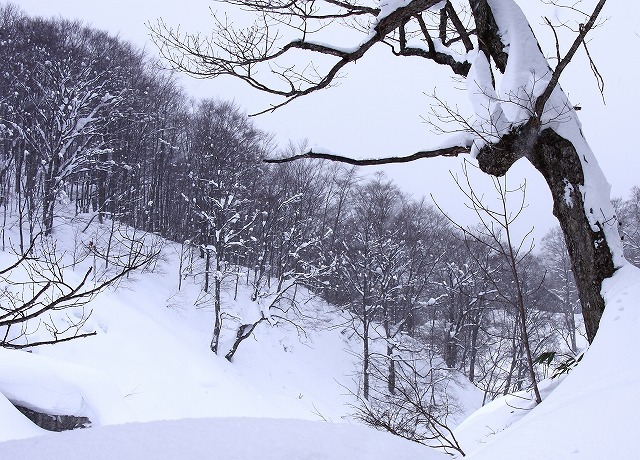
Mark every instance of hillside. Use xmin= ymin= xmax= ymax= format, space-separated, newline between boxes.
xmin=2 ymin=213 xmax=639 ymax=459
xmin=0 ymin=214 xmax=480 ymax=457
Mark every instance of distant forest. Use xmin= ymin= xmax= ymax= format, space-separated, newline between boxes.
xmin=3 ymin=2 xmax=640 ymax=412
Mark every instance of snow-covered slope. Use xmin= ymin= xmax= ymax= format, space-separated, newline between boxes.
xmin=0 ymin=240 xmax=360 ymax=436
xmin=0 ymin=215 xmax=477 ymax=457
xmin=2 ymin=214 xmax=639 ymax=459
xmin=457 ymin=263 xmax=640 ymax=459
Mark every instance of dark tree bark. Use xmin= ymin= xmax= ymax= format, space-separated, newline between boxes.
xmin=211 ymin=261 xmax=223 ymax=354
xmin=477 ymin=124 xmax=616 ymax=343
xmin=225 ymin=317 xmax=266 ymax=361
xmin=531 ymin=129 xmax=615 ymax=342
xmin=15 ymin=405 xmax=90 ymax=432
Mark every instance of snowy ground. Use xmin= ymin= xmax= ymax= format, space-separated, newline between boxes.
xmin=0 ymin=221 xmax=362 ymax=432
xmin=0 ymin=417 xmax=445 ymax=460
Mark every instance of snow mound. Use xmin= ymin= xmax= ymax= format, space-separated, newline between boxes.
xmin=0 ymin=348 xmax=133 ymax=433
xmin=0 ymin=391 xmax=46 ymax=442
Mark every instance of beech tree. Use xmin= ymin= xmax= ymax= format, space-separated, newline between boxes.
xmin=332 ymin=176 xmax=403 ymax=400
xmin=152 ymin=0 xmax=622 ymax=343
xmin=179 ymin=99 xmax=268 ymax=353
xmin=25 ymin=59 xmax=121 ymax=236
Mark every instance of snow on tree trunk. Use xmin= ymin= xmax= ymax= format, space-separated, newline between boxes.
xmin=468 ymin=0 xmax=625 ymax=342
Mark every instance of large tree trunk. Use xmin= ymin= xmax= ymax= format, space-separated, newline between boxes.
xmin=529 ymin=129 xmax=616 ymax=343
xmin=468 ymin=0 xmax=623 ymax=344
xmin=477 ymin=123 xmax=621 ymax=343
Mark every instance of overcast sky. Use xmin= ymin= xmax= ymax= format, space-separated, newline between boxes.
xmin=14 ymin=0 xmax=640 ymax=242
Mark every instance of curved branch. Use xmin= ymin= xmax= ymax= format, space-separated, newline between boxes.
xmin=445 ymin=1 xmax=473 ymax=52
xmin=3 ymin=332 xmax=98 ymax=349
xmin=151 ymin=0 xmax=469 ymax=113
xmin=404 ymin=14 xmax=470 ymax=76
xmin=223 ymin=0 xmax=380 ymax=18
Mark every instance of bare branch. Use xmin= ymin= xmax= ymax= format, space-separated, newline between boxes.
xmin=580 ymin=25 xmax=605 ymax=103
xmin=534 ymin=0 xmax=607 ymax=117
xmin=445 ymin=1 xmax=473 ymax=52
xmin=2 ymin=331 xmax=98 ymax=349
xmin=264 ymin=145 xmax=469 ymax=165
xmin=150 ymin=0 xmax=471 ymax=114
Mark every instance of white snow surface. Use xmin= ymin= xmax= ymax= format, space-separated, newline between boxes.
xmin=466 ymin=49 xmax=510 ymax=155
xmin=0 ymin=392 xmax=45 ymax=441
xmin=0 ymin=348 xmax=133 ymax=426
xmin=488 ymin=0 xmax=554 ymax=124
xmin=0 ymin=417 xmax=443 ymax=460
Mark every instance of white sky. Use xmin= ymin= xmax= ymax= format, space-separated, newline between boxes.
xmin=14 ymin=0 xmax=640 ymax=242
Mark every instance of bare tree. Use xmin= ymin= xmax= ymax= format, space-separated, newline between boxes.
xmin=151 ymin=0 xmax=621 ymax=343
xmin=0 ymin=230 xmax=162 ymax=350
xmin=440 ymin=162 xmax=543 ymax=403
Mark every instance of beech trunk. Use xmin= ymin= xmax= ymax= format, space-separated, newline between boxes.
xmin=478 ymin=125 xmax=617 ymax=343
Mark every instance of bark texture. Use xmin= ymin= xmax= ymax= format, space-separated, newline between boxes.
xmin=529 ymin=128 xmax=615 ymax=343
xmin=477 ymin=125 xmax=616 ymax=343
xmin=15 ymin=404 xmax=90 ymax=431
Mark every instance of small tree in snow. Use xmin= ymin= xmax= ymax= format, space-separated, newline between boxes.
xmin=0 ymin=230 xmax=162 ymax=350
xmin=441 ymin=163 xmax=543 ymax=403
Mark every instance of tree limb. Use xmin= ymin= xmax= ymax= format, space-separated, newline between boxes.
xmin=264 ymin=145 xmax=469 ymax=165
xmin=534 ymin=0 xmax=607 ymax=117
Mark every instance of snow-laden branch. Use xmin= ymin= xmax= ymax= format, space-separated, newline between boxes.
xmin=150 ymin=0 xmax=472 ymax=114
